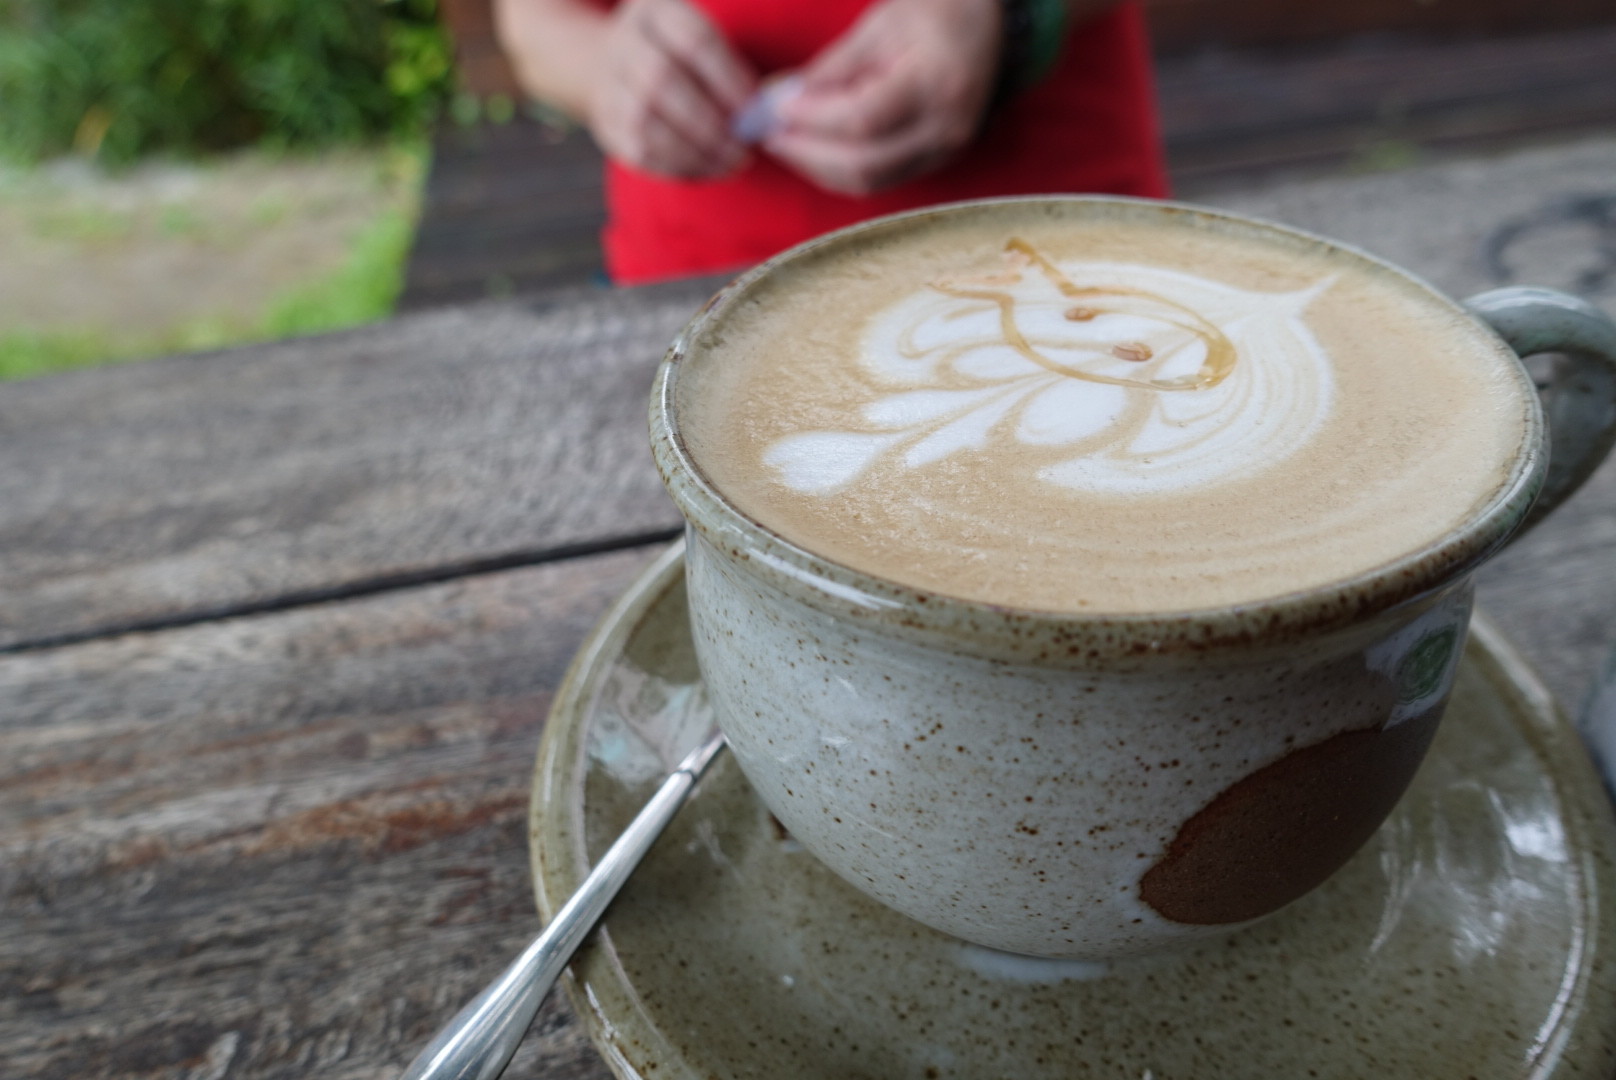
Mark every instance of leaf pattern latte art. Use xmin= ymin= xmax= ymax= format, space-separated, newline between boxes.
xmin=764 ymin=240 xmax=1337 ymax=497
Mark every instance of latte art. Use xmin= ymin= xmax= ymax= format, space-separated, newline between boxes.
xmin=764 ymin=240 xmax=1336 ymax=496
xmin=676 ymin=202 xmax=1526 ymax=613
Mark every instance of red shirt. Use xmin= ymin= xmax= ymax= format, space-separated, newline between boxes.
xmin=603 ymin=0 xmax=1168 ymax=283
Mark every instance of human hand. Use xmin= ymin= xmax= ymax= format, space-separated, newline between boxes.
xmin=765 ymin=0 xmax=1003 ymax=196
xmin=586 ymin=0 xmax=757 ymax=179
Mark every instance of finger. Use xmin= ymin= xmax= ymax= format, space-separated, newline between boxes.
xmin=731 ymin=74 xmax=803 ymax=144
xmin=640 ymin=113 xmax=730 ymax=178
xmin=616 ymin=25 xmax=744 ymax=160
xmin=641 ymin=50 xmax=746 ymax=160
xmin=649 ymin=91 xmax=746 ymax=172
xmin=642 ymin=0 xmax=755 ymax=112
xmin=780 ymin=73 xmax=920 ymax=141
xmin=766 ymin=123 xmax=944 ymax=196
xmin=594 ymin=69 xmax=735 ymax=178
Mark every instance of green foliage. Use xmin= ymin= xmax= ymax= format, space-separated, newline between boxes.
xmin=0 ymin=0 xmax=453 ymax=166
xmin=0 ymin=328 xmax=115 ymax=379
xmin=259 ymin=197 xmax=414 ymax=339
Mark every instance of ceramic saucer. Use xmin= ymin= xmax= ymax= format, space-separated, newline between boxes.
xmin=532 ymin=542 xmax=1616 ymax=1079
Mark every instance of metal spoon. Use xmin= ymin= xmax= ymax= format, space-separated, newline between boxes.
xmin=401 ymin=730 xmax=727 ymax=1080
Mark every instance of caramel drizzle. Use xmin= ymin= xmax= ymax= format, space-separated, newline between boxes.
xmin=932 ymin=238 xmax=1237 ymax=393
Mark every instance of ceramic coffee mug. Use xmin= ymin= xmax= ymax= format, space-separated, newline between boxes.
xmin=649 ymin=198 xmax=1616 ymax=959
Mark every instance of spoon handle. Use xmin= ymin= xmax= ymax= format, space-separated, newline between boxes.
xmin=401 ymin=730 xmax=728 ymax=1080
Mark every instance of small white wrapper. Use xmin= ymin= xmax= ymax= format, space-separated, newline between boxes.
xmin=732 ymin=74 xmax=804 ymax=144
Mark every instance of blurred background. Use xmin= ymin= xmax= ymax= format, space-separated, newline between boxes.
xmin=3 ymin=0 xmax=1614 ymax=380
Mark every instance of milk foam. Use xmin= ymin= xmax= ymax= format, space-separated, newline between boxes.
xmin=678 ymin=206 xmax=1529 ymax=613
xmin=764 ymin=242 xmax=1336 ymax=497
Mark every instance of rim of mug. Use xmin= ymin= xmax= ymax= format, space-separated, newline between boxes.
xmin=649 ymin=195 xmax=1547 ymax=657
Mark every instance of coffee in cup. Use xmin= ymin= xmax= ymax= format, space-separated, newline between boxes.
xmin=677 ymin=202 xmax=1525 ymax=614
xmin=651 ymin=197 xmax=1616 ymax=957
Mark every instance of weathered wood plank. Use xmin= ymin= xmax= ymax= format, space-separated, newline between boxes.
xmin=0 ymin=544 xmax=664 ymax=1080
xmin=402 ymin=218 xmax=607 ymax=282
xmin=399 ymin=120 xmax=609 ymax=307
xmin=1146 ymin=0 xmax=1616 ymax=55
xmin=0 ymin=279 xmax=720 ymax=651
xmin=8 ymin=137 xmax=1615 ymax=680
xmin=1163 ymin=26 xmax=1616 ymax=181
xmin=401 ymin=235 xmax=608 ymax=306
xmin=0 ymin=505 xmax=1610 ymax=1079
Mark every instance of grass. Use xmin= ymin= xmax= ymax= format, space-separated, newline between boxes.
xmin=31 ymin=202 xmax=136 ymax=243
xmin=0 ymin=206 xmax=415 ymax=378
xmin=0 ymin=141 xmax=425 ymax=379
xmin=0 ymin=329 xmax=117 ymax=379
xmin=1349 ymin=137 xmax=1424 ymax=175
xmin=260 ymin=200 xmax=414 ymax=338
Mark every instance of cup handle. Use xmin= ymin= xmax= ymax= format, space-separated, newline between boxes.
xmin=1463 ymin=287 xmax=1616 ymax=535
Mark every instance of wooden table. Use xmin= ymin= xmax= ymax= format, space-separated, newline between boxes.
xmin=4 ymin=139 xmax=1616 ymax=1079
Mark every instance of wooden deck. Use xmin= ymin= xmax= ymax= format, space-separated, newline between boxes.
xmin=401 ymin=21 xmax=1616 ymax=308
xmin=401 ymin=118 xmax=608 ymax=307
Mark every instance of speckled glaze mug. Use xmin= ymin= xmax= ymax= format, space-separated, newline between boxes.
xmin=650 ymin=200 xmax=1616 ymax=959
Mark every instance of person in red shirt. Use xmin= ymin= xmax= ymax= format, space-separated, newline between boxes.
xmin=495 ymin=0 xmax=1167 ymax=284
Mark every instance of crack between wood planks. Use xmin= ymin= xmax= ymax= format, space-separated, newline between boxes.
xmin=0 ymin=527 xmax=684 ymax=655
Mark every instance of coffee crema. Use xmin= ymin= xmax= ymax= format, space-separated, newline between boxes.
xmin=676 ymin=201 xmax=1531 ymax=614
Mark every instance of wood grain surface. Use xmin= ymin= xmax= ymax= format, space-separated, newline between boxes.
xmin=1161 ymin=24 xmax=1616 ymax=182
xmin=2 ymin=505 xmax=1611 ymax=1080
xmin=9 ymin=137 xmax=1613 ymax=668
xmin=0 ymin=279 xmax=717 ymax=652
xmin=1145 ymin=0 xmax=1616 ymax=55
xmin=400 ymin=120 xmax=608 ymax=308
xmin=0 ymin=544 xmax=663 ymax=1080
